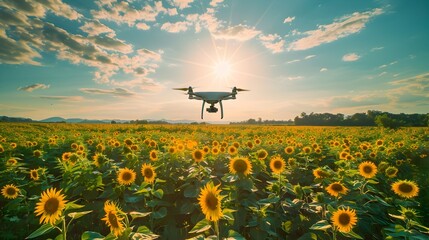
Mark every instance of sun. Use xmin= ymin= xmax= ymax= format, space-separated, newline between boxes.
xmin=213 ymin=60 xmax=232 ymax=79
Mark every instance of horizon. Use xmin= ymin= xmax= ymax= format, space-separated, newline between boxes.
xmin=1 ymin=0 xmax=429 ymax=122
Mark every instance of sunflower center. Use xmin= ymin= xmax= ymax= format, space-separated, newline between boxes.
xmin=122 ymin=172 xmax=132 ymax=181
xmin=6 ymin=187 xmax=16 ymax=196
xmin=233 ymin=159 xmax=248 ymax=173
xmin=31 ymin=171 xmax=38 ymax=178
xmin=108 ymin=212 xmax=120 ymax=228
xmin=144 ymin=168 xmax=153 ymax=178
xmin=338 ymin=213 xmax=351 ymax=225
xmin=363 ymin=165 xmax=373 ymax=174
xmin=151 ymin=152 xmax=157 ymax=159
xmin=194 ymin=151 xmax=203 ymax=160
xmin=44 ymin=198 xmax=60 ymax=215
xmin=398 ymin=183 xmax=413 ymax=193
xmin=331 ymin=183 xmax=344 ymax=192
xmin=274 ymin=160 xmax=282 ymax=169
xmin=205 ymin=192 xmax=218 ymax=211
xmin=258 ymin=151 xmax=267 ymax=159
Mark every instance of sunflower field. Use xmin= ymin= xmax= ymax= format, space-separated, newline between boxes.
xmin=1 ymin=123 xmax=428 ymax=240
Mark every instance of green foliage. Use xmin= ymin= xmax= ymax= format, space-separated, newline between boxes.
xmin=0 ymin=123 xmax=428 ymax=239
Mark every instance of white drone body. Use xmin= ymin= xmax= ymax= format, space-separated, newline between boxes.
xmin=174 ymin=86 xmax=249 ymax=119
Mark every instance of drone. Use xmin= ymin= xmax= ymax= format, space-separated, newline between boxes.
xmin=173 ymin=86 xmax=249 ymax=119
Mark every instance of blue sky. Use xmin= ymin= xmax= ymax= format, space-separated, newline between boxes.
xmin=1 ymin=0 xmax=428 ymax=122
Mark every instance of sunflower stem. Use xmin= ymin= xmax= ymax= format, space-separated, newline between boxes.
xmin=214 ymin=220 xmax=220 ymax=240
xmin=62 ymin=216 xmax=67 ymax=240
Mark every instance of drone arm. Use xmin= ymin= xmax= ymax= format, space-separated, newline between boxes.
xmin=201 ymin=100 xmax=205 ymax=119
xmin=219 ymin=100 xmax=223 ymax=119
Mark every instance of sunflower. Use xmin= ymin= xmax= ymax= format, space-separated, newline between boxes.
xmin=269 ymin=155 xmax=286 ymax=174
xmin=168 ymin=146 xmax=177 ymax=154
xmin=34 ymin=188 xmax=67 ymax=225
xmin=117 ymin=168 xmax=136 ymax=186
xmin=391 ymin=180 xmax=419 ymax=198
xmin=7 ymin=158 xmax=18 ymax=166
xmin=358 ymin=161 xmax=377 ymax=178
xmin=284 ymin=146 xmax=294 ymax=154
xmin=96 ymin=143 xmax=105 ymax=152
xmin=326 ymin=182 xmax=348 ymax=197
xmin=198 ymin=182 xmax=224 ymax=222
xmin=61 ymin=152 xmax=71 ymax=162
xmin=149 ymin=150 xmax=159 ymax=161
xmin=302 ymin=147 xmax=312 ymax=154
xmin=124 ymin=138 xmax=133 ymax=146
xmin=229 ymin=157 xmax=252 ymax=176
xmin=95 ymin=153 xmax=109 ymax=167
xmin=211 ymin=147 xmax=220 ymax=155
xmin=191 ymin=149 xmax=204 ymax=163
xmin=256 ymin=149 xmax=268 ymax=160
xmin=313 ymin=168 xmax=330 ymax=179
xmin=385 ymin=166 xmax=398 ymax=178
xmin=101 ymin=201 xmax=125 ymax=237
xmin=30 ymin=169 xmax=39 ymax=180
xmin=331 ymin=207 xmax=358 ymax=233
xmin=1 ymin=184 xmax=19 ymax=199
xmin=228 ymin=146 xmax=238 ymax=155
xmin=141 ymin=163 xmax=157 ymax=184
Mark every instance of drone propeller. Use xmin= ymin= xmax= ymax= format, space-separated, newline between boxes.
xmin=173 ymin=87 xmax=190 ymax=91
xmin=232 ymin=87 xmax=249 ymax=92
xmin=236 ymin=88 xmax=249 ymax=92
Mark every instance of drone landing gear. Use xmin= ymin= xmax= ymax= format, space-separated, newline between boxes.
xmin=201 ymin=100 xmax=224 ymax=119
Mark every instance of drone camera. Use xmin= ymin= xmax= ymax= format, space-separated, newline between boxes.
xmin=206 ymin=106 xmax=218 ymax=113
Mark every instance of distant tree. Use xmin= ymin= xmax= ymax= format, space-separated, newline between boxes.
xmin=111 ymin=120 xmax=117 ymax=124
xmin=375 ymin=114 xmax=402 ymax=129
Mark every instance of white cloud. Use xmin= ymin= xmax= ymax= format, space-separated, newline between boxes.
xmin=283 ymin=16 xmax=295 ymax=23
xmin=320 ymin=68 xmax=328 ymax=72
xmin=342 ymin=53 xmax=360 ymax=62
xmin=91 ymin=1 xmax=166 ymax=26
xmin=136 ymin=22 xmax=150 ymax=30
xmin=40 ymin=95 xmax=84 ymax=101
xmin=304 ymin=55 xmax=316 ymax=60
xmin=287 ymin=59 xmax=300 ymax=64
xmin=1 ymin=0 xmax=82 ymax=20
xmin=289 ymin=8 xmax=383 ymax=51
xmin=371 ymin=46 xmax=384 ymax=52
xmin=161 ymin=21 xmax=190 ymax=33
xmin=259 ymin=34 xmax=285 ymax=53
xmin=80 ymin=21 xmax=115 ymax=37
xmin=80 ymin=87 xmax=135 ymax=97
xmin=171 ymin=0 xmax=194 ymax=9
xmin=213 ymin=24 xmax=261 ymax=41
xmin=288 ymin=76 xmax=303 ymax=81
xmin=210 ymin=0 xmax=224 ymax=7
xmin=18 ymin=83 xmax=50 ymax=92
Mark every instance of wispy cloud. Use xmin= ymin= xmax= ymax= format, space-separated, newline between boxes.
xmin=210 ymin=0 xmax=224 ymax=7
xmin=161 ymin=21 xmax=190 ymax=33
xmin=283 ymin=16 xmax=295 ymax=24
xmin=320 ymin=68 xmax=328 ymax=72
xmin=80 ymin=87 xmax=135 ymax=97
xmin=287 ymin=59 xmax=300 ymax=64
xmin=288 ymin=76 xmax=303 ymax=81
xmin=342 ymin=53 xmax=360 ymax=62
xmin=304 ymin=55 xmax=316 ymax=60
xmin=213 ymin=24 xmax=261 ymax=41
xmin=259 ymin=34 xmax=284 ymax=53
xmin=289 ymin=8 xmax=383 ymax=51
xmin=136 ymin=22 xmax=150 ymax=30
xmin=371 ymin=46 xmax=384 ymax=52
xmin=18 ymin=83 xmax=50 ymax=92
xmin=172 ymin=0 xmax=194 ymax=9
xmin=378 ymin=61 xmax=397 ymax=69
xmin=40 ymin=95 xmax=84 ymax=101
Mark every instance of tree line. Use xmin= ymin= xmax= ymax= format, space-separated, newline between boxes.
xmin=230 ymin=111 xmax=429 ymax=128
xmin=294 ymin=110 xmax=428 ymax=128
